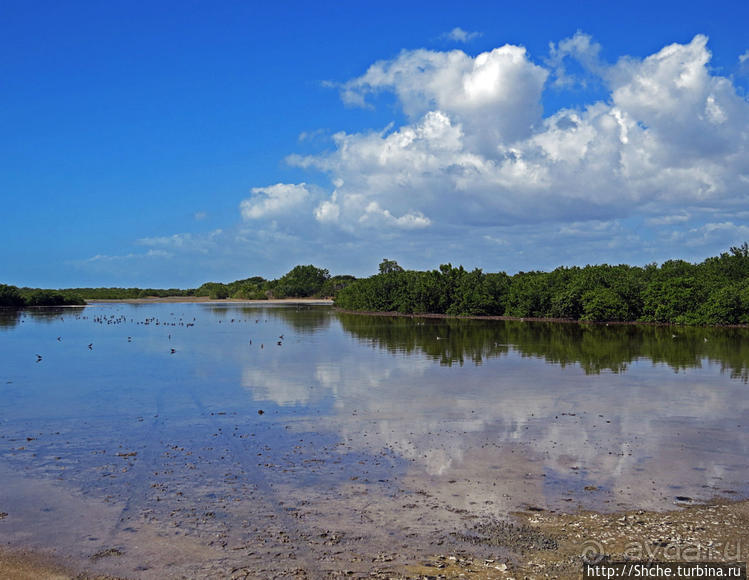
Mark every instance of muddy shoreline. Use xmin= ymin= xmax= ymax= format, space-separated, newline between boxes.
xmin=334 ymin=308 xmax=749 ymax=328
xmin=3 ymin=497 xmax=747 ymax=579
xmin=0 ymin=546 xmax=76 ymax=580
xmin=86 ymin=297 xmax=334 ymax=305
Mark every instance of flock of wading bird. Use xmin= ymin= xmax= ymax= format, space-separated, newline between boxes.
xmin=32 ymin=311 xmax=288 ymax=363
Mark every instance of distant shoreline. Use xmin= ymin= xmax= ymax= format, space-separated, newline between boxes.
xmin=11 ymin=300 xmax=749 ymax=327
xmin=85 ymin=296 xmax=334 ymax=305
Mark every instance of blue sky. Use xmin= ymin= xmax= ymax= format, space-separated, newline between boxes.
xmin=1 ymin=0 xmax=748 ymax=288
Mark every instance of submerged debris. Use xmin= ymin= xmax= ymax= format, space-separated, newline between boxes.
xmin=457 ymin=518 xmax=559 ymax=553
xmin=90 ymin=547 xmax=124 ymax=561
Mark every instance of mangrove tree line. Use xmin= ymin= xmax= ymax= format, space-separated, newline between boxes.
xmin=334 ymin=245 xmax=749 ymax=325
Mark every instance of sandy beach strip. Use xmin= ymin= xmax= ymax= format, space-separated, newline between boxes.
xmin=85 ymin=297 xmax=334 ymax=305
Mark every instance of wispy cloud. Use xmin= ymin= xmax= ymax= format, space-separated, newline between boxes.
xmin=136 ymin=230 xmax=224 ymax=254
xmin=441 ymin=27 xmax=482 ymax=43
xmin=645 ymin=212 xmax=691 ymax=226
xmin=740 ymin=50 xmax=749 ymax=75
xmin=85 ymin=249 xmax=173 ymax=263
xmin=546 ymin=31 xmax=604 ymax=88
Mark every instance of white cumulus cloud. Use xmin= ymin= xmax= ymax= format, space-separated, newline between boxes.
xmin=294 ymin=34 xmax=749 ymax=238
xmin=314 ymin=198 xmax=340 ymax=224
xmin=240 ymin=183 xmax=311 ymax=220
xmin=82 ymin=33 xmax=749 ymax=285
xmin=338 ymin=44 xmax=549 ymax=149
xmin=228 ymin=34 xmax=749 ymax=273
xmin=358 ymin=201 xmax=431 ymax=229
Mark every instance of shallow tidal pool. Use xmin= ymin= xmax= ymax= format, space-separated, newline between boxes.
xmin=1 ymin=303 xmax=748 ymax=577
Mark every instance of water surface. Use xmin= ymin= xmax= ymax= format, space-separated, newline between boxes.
xmin=1 ymin=304 xmax=748 ymax=577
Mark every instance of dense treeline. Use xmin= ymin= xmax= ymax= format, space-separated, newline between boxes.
xmin=0 ymin=285 xmax=195 ymax=307
xmin=0 ymin=264 xmax=355 ymax=309
xmin=192 ymin=266 xmax=355 ymax=300
xmin=0 ymin=285 xmax=86 ymax=308
xmin=6 ymin=246 xmax=749 ymax=324
xmin=48 ymin=287 xmax=194 ymax=300
xmin=334 ymin=245 xmax=749 ymax=325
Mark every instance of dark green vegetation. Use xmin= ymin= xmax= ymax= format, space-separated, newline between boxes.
xmin=0 ymin=265 xmax=353 ymax=309
xmin=335 ymin=245 xmax=749 ymax=325
xmin=0 ymin=284 xmax=26 ymax=308
xmin=192 ymin=266 xmax=352 ymax=300
xmin=1 ymin=285 xmax=194 ymax=306
xmin=0 ymin=285 xmax=85 ymax=308
xmin=74 ymin=287 xmax=195 ymax=300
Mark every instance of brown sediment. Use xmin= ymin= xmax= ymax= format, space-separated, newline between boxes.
xmin=0 ymin=547 xmax=78 ymax=580
xmin=334 ymin=308 xmax=749 ymax=328
xmin=0 ymin=548 xmax=126 ymax=580
xmin=408 ymin=498 xmax=749 ymax=579
xmin=3 ymin=499 xmax=747 ymax=579
xmin=335 ymin=307 xmax=592 ymax=326
xmin=520 ymin=498 xmax=749 ymax=578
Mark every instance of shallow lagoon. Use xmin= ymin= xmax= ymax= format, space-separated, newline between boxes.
xmin=1 ymin=303 xmax=748 ymax=577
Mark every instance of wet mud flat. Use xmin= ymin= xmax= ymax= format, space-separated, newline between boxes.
xmin=0 ymin=412 xmax=517 ymax=579
xmin=1 ymin=406 xmax=746 ymax=579
xmin=2 ymin=473 xmax=748 ymax=580
xmin=1 ymin=409 xmax=747 ymax=578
